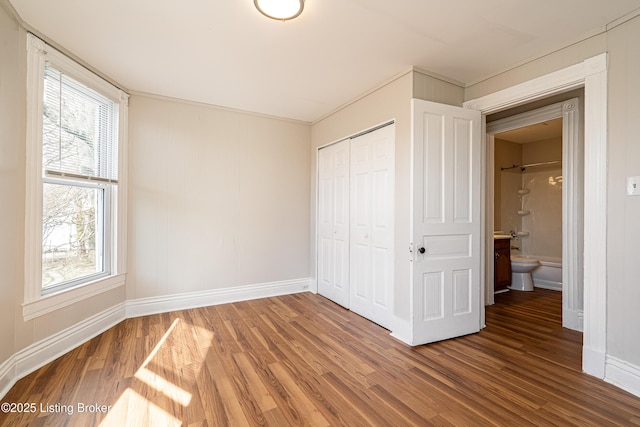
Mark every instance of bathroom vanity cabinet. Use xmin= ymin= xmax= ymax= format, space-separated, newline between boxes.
xmin=494 ymin=238 xmax=512 ymax=291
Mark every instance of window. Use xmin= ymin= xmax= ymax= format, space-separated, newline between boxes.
xmin=41 ymin=64 xmax=118 ymax=293
xmin=24 ymin=34 xmax=128 ymax=319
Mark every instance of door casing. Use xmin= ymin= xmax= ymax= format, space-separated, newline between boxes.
xmin=464 ymin=53 xmax=608 ymax=378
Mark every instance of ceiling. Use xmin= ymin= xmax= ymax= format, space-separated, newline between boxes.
xmin=497 ymin=118 xmax=563 ymax=144
xmin=8 ymin=0 xmax=640 ymax=122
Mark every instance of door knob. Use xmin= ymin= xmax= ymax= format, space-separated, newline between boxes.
xmin=418 ymin=247 xmax=426 ymax=254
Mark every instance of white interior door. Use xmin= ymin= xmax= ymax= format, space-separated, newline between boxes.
xmin=350 ymin=124 xmax=395 ymax=329
xmin=317 ymin=140 xmax=350 ymax=307
xmin=411 ymin=99 xmax=482 ymax=344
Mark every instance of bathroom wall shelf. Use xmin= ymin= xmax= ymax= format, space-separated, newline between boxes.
xmin=517 ymin=210 xmax=531 ymax=215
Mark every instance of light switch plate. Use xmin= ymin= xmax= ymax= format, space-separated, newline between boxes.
xmin=627 ymin=176 xmax=640 ymax=196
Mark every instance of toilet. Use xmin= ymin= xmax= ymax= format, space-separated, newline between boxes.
xmin=509 ymin=256 xmax=540 ymax=291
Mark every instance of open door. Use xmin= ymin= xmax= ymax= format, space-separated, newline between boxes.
xmin=411 ymin=99 xmax=482 ymax=345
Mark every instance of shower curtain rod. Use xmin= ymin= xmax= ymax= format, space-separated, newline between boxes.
xmin=501 ymin=160 xmax=561 ymax=171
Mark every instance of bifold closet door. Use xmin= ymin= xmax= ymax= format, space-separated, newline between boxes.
xmin=317 ymin=125 xmax=395 ymax=328
xmin=317 ymin=140 xmax=350 ymax=307
xmin=349 ymin=125 xmax=395 ymax=329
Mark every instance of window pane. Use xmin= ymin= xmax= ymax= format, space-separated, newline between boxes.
xmin=42 ymin=183 xmax=104 ymax=289
xmin=43 ymin=64 xmax=118 ymax=181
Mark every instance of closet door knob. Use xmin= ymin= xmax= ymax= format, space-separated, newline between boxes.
xmin=418 ymin=247 xmax=426 ymax=254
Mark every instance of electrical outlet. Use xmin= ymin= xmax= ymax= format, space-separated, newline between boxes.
xmin=627 ymin=176 xmax=640 ymax=196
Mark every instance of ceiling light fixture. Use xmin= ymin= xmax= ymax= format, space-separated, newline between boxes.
xmin=254 ymin=0 xmax=304 ymax=21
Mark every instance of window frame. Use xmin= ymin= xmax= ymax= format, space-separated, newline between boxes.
xmin=24 ymin=34 xmax=128 ymax=320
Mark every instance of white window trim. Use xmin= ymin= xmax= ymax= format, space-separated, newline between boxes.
xmin=24 ymin=34 xmax=128 ymax=321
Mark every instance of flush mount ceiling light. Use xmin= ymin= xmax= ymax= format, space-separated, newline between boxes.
xmin=254 ymin=0 xmax=304 ymax=21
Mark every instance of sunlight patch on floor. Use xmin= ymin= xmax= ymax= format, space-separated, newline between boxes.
xmin=135 ymin=367 xmax=192 ymax=407
xmin=97 ymin=316 xmax=217 ymax=424
xmin=99 ymin=387 xmax=182 ymax=426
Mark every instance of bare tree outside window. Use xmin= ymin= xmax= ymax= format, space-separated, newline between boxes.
xmin=42 ymin=184 xmax=100 ymax=287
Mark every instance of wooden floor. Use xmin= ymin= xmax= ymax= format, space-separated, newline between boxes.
xmin=2 ymin=289 xmax=640 ymax=426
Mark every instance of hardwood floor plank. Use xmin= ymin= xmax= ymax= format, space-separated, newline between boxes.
xmin=319 ymin=370 xmax=407 ymax=427
xmin=193 ymin=358 xmax=229 ymax=426
xmin=232 ymin=352 xmax=277 ymax=413
xmin=2 ymin=288 xmax=640 ymax=426
xmin=268 ymin=362 xmax=330 ymax=426
xmin=367 ymin=383 xmax=435 ymax=424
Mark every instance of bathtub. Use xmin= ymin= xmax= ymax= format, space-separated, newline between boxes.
xmin=519 ymin=255 xmax=562 ymax=291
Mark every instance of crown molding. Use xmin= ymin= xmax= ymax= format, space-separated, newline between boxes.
xmin=411 ymin=66 xmax=465 ymax=88
xmin=129 ymin=90 xmax=311 ymax=125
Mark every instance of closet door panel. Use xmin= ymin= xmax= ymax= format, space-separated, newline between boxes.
xmin=317 ymin=140 xmax=350 ymax=307
xmin=349 ymin=125 xmax=395 ymax=328
xmin=371 ymin=128 xmax=394 ymax=317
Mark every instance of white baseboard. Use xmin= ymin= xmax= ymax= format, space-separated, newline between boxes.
xmin=563 ymin=308 xmax=584 ymax=332
xmin=126 ymin=278 xmax=311 ymax=318
xmin=0 ymin=302 xmax=126 ymax=400
xmin=583 ymin=345 xmax=606 ymax=378
xmin=605 ymin=356 xmax=640 ymax=398
xmin=0 ymin=354 xmax=17 ymax=401
xmin=0 ymin=278 xmax=312 ymax=399
xmin=385 ymin=314 xmax=411 ymax=345
xmin=308 ymin=278 xmax=318 ymax=294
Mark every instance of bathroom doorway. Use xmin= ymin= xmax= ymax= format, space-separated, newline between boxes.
xmin=485 ymin=93 xmax=584 ymax=332
xmin=464 ymin=54 xmax=608 ymax=377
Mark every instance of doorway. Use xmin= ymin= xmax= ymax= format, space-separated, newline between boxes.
xmin=463 ymin=53 xmax=608 ymax=378
xmin=486 ymin=97 xmax=583 ymax=332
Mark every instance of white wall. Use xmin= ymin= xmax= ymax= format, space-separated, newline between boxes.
xmin=606 ymin=14 xmax=640 ymax=366
xmin=466 ymin=13 xmax=640 ymax=368
xmin=310 ymin=71 xmax=464 ymax=328
xmin=465 ymin=34 xmax=608 ymax=100
xmin=127 ymin=95 xmax=311 ymax=299
xmin=0 ymin=3 xmax=21 ymax=372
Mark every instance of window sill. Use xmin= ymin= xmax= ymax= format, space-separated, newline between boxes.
xmin=23 ymin=274 xmax=125 ymax=321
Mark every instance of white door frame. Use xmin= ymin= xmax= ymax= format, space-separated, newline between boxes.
xmin=485 ymin=98 xmax=583 ymax=332
xmin=464 ymin=53 xmax=608 ymax=378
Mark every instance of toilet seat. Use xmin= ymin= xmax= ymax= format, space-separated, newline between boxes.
xmin=511 ymin=257 xmax=540 ymax=269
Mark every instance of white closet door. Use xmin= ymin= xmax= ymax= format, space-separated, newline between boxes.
xmin=317 ymin=140 xmax=350 ymax=307
xmin=350 ymin=124 xmax=395 ymax=329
